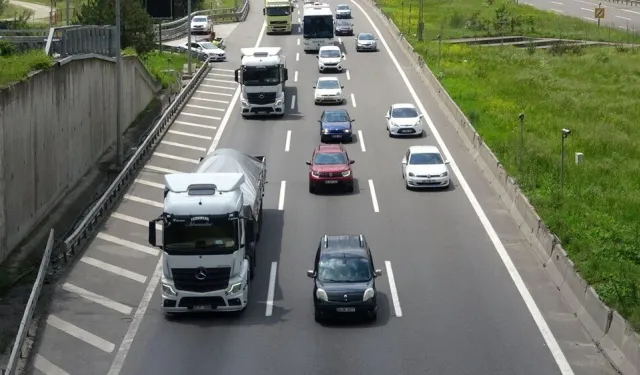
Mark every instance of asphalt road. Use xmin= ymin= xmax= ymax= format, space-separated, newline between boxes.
xmin=26 ymin=0 xmax=621 ymax=374
xmin=523 ymin=0 xmax=640 ymax=31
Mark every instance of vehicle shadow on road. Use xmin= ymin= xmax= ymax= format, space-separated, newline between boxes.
xmin=316 ymin=292 xmax=392 ymax=328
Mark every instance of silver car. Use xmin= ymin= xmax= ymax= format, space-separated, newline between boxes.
xmin=355 ymin=32 xmax=377 ymax=52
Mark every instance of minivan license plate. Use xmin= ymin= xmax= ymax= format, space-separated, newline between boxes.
xmin=336 ymin=307 xmax=355 ymax=312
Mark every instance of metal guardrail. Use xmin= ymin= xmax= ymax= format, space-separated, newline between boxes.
xmin=1 ymin=230 xmax=54 ymax=375
xmin=602 ymin=0 xmax=640 ymax=5
xmin=59 ymin=60 xmax=211 ymax=262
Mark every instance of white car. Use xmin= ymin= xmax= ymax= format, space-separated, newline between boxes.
xmin=314 ymin=77 xmax=344 ymax=105
xmin=385 ymin=103 xmax=424 ymax=137
xmin=190 ymin=16 xmax=212 ymax=34
xmin=335 ymin=4 xmax=351 ymax=18
xmin=180 ymin=41 xmax=226 ymax=62
xmin=401 ymin=145 xmax=451 ymax=189
xmin=317 ymin=46 xmax=344 ymax=72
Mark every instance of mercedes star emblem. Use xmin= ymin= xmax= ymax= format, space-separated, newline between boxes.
xmin=259 ymin=93 xmax=265 ymax=99
xmin=195 ymin=267 xmax=207 ymax=280
xmin=344 ymin=294 xmax=348 ymax=301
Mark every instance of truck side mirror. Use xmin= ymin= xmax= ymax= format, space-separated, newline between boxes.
xmin=283 ymin=68 xmax=289 ymax=81
xmin=263 ymin=8 xmax=266 ymax=15
xmin=148 ymin=221 xmax=157 ymax=247
xmin=234 ymin=69 xmax=240 ymax=83
xmin=291 ymin=5 xmax=294 ymax=11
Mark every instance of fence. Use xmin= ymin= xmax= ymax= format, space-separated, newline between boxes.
xmin=0 ymin=25 xmax=117 ymax=57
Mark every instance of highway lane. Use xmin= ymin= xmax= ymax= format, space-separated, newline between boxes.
xmin=111 ymin=1 xmax=617 ymax=375
xmin=523 ymin=0 xmax=640 ymax=31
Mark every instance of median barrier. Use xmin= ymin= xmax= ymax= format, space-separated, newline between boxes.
xmin=360 ymin=0 xmax=640 ymax=372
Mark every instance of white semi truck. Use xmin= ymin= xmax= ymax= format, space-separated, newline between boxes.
xmin=302 ymin=2 xmax=334 ymax=52
xmin=235 ymin=47 xmax=289 ymax=117
xmin=148 ymin=149 xmax=266 ymax=317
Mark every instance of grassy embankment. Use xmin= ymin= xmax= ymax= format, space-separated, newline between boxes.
xmin=1 ymin=3 xmax=34 ymax=18
xmin=376 ymin=0 xmax=640 ymax=328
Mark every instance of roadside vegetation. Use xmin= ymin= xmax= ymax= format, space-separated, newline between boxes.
xmin=376 ymin=0 xmax=640 ymax=328
xmin=0 ymin=40 xmax=52 ymax=87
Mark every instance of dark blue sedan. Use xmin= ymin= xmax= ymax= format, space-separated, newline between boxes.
xmin=319 ymin=109 xmax=354 ymax=143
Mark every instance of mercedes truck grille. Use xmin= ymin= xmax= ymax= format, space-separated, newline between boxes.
xmin=247 ymin=92 xmax=277 ymax=105
xmin=171 ymin=267 xmax=231 ymax=292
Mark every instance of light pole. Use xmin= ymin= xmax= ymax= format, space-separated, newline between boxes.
xmin=187 ymin=0 xmax=193 ymax=75
xmin=560 ymin=128 xmax=571 ymax=192
xmin=518 ymin=113 xmax=524 ymax=171
xmin=115 ymin=0 xmax=123 ymax=167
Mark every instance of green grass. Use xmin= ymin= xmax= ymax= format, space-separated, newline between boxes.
xmin=199 ymin=0 xmax=238 ymax=10
xmin=1 ymin=3 xmax=34 ymax=18
xmin=125 ymin=49 xmax=195 ymax=90
xmin=0 ymin=50 xmax=53 ymax=87
xmin=375 ymin=0 xmax=640 ymax=329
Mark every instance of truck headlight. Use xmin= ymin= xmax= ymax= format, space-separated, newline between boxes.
xmin=162 ymin=284 xmax=177 ymax=297
xmin=363 ymin=288 xmax=375 ymax=301
xmin=226 ymin=282 xmax=242 ymax=295
xmin=241 ymin=100 xmax=249 ymax=106
xmin=316 ymin=288 xmax=328 ymax=301
xmin=275 ymin=99 xmax=283 ymax=106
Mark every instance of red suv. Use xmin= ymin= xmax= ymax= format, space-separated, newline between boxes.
xmin=306 ymin=144 xmax=355 ymax=194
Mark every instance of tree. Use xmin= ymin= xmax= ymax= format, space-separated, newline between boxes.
xmin=77 ymin=0 xmax=155 ymax=54
xmin=0 ymin=0 xmax=6 ymax=16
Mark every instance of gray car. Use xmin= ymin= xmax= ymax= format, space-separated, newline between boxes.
xmin=355 ymin=32 xmax=377 ymax=52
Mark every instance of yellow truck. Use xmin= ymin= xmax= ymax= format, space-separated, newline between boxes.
xmin=263 ymin=0 xmax=294 ymax=34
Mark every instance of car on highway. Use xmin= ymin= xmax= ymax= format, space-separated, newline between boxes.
xmin=179 ymin=41 xmax=226 ymax=62
xmin=319 ymin=109 xmax=354 ymax=142
xmin=190 ymin=15 xmax=213 ymax=34
xmin=385 ymin=103 xmax=424 ymax=137
xmin=317 ymin=46 xmax=344 ymax=72
xmin=401 ymin=145 xmax=451 ymax=189
xmin=306 ymin=144 xmax=355 ymax=193
xmin=307 ymin=234 xmax=382 ymax=323
xmin=334 ymin=19 xmax=354 ymax=35
xmin=335 ymin=4 xmax=352 ymax=18
xmin=355 ymin=32 xmax=378 ymax=52
xmin=314 ymin=77 xmax=344 ymax=105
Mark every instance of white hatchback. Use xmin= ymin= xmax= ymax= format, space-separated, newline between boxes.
xmin=314 ymin=77 xmax=344 ymax=105
xmin=401 ymin=145 xmax=451 ymax=189
xmin=385 ymin=103 xmax=424 ymax=137
xmin=317 ymin=46 xmax=344 ymax=72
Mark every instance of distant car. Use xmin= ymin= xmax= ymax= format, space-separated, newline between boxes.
xmin=307 ymin=234 xmax=382 ymax=323
xmin=190 ymin=16 xmax=212 ymax=34
xmin=306 ymin=144 xmax=355 ymax=193
xmin=180 ymin=41 xmax=226 ymax=62
xmin=401 ymin=145 xmax=451 ymax=189
xmin=335 ymin=4 xmax=352 ymax=18
xmin=319 ymin=109 xmax=353 ymax=142
xmin=314 ymin=77 xmax=344 ymax=105
xmin=334 ymin=19 xmax=353 ymax=35
xmin=385 ymin=103 xmax=424 ymax=137
xmin=317 ymin=45 xmax=344 ymax=72
xmin=355 ymin=32 xmax=377 ymax=51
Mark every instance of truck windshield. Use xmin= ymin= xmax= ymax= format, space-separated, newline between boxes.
xmin=242 ymin=66 xmax=280 ymax=86
xmin=303 ymin=15 xmax=333 ymax=38
xmin=266 ymin=6 xmax=291 ymax=16
xmin=164 ymin=219 xmax=238 ymax=254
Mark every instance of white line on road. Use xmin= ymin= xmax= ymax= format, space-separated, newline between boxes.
xmin=80 ymin=257 xmax=147 ymax=283
xmin=154 ymin=152 xmax=199 ymax=164
xmin=201 ymin=84 xmax=236 ymax=90
xmin=384 ymin=261 xmax=403 ymax=317
xmin=351 ymin=2 xmax=574 ymax=372
xmin=190 ymin=97 xmax=229 ymax=105
xmin=278 ymin=181 xmax=286 ymax=210
xmin=550 ymin=1 xmax=563 ymax=4
xmin=368 ymin=179 xmax=379 ymax=212
xmin=265 ymin=262 xmax=278 ymax=316
xmin=168 ymin=130 xmax=212 ymax=140
xmin=551 ymin=8 xmax=564 ymax=12
xmin=338 ymin=37 xmax=343 ymax=43
xmin=582 ymin=16 xmax=597 ymax=21
xmin=34 ymin=354 xmax=70 ymax=375
xmin=358 ymin=130 xmax=366 ymax=152
xmin=47 ymin=315 xmax=115 ymax=353
xmin=63 ymin=283 xmax=133 ymax=315
xmin=291 ymin=94 xmax=296 ymax=110
xmin=144 ymin=165 xmax=181 ymax=174
xmin=161 ymin=140 xmax=207 ymax=152
xmin=285 ymin=130 xmax=291 ymax=152
xmin=346 ymin=69 xmax=351 ymax=80
xmin=196 ymin=90 xmax=232 ymax=97
xmin=297 ymin=38 xmax=300 ymax=45
xmin=123 ymin=194 xmax=164 ymax=208
xmin=580 ymin=7 xmax=592 ymax=11
xmin=622 ymin=8 xmax=640 ymax=15
xmin=205 ymin=78 xmax=234 ymax=83
xmin=134 ymin=179 xmax=164 ymax=189
xmin=180 ymin=112 xmax=222 ymax=120
xmin=298 ymin=17 xmax=301 ymax=22
xmin=211 ymin=68 xmax=234 ymax=72
xmin=174 ymin=120 xmax=217 ymax=129
xmin=96 ymin=232 xmax=159 ymax=256
xmin=296 ymin=52 xmax=300 ymax=61
xmin=209 ymin=72 xmax=234 ymax=77
xmin=616 ymin=15 xmax=631 ymax=20
xmin=111 ymin=212 xmax=162 ymax=231
xmin=294 ymin=70 xmax=298 ymax=82
xmin=350 ymin=93 xmax=357 ymax=107
xmin=185 ymin=104 xmax=225 ymax=112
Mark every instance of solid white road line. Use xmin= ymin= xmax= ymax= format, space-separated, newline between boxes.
xmin=62 ymin=283 xmax=133 ymax=315
xmin=144 ymin=165 xmax=181 ymax=174
xmin=622 ymin=8 xmax=640 ymax=15
xmin=111 ymin=212 xmax=162 ymax=231
xmin=96 ymin=232 xmax=159 ymax=256
xmin=168 ymin=130 xmax=212 ymax=140
xmin=352 ymin=1 xmax=574 ymax=372
xmin=297 ymin=38 xmax=300 ymax=45
xmin=358 ymin=130 xmax=366 ymax=152
xmin=350 ymin=93 xmax=357 ymax=107
xmin=294 ymin=70 xmax=298 ymax=82
xmin=278 ymin=181 xmax=286 ymax=210
xmin=191 ymin=97 xmax=229 ymax=105
xmin=291 ymin=94 xmax=296 ymax=110
xmin=265 ymin=261 xmax=278 ymax=316
xmin=34 ymin=354 xmax=70 ymax=375
xmin=201 ymin=84 xmax=236 ymax=90
xmin=209 ymin=72 xmax=234 ymax=77
xmin=346 ymin=70 xmax=351 ymax=80
xmin=616 ymin=15 xmax=631 ymax=20
xmin=154 ymin=152 xmax=199 ymax=164
xmin=80 ymin=257 xmax=147 ymax=283
xmin=161 ymin=140 xmax=207 ymax=152
xmin=285 ymin=130 xmax=291 ymax=152
xmin=123 ymin=194 xmax=163 ymax=208
xmin=109 ymin=23 xmax=268 ymax=375
xmin=296 ymin=52 xmax=299 ymax=61
xmin=196 ymin=90 xmax=232 ymax=97
xmin=47 ymin=315 xmax=115 ymax=353
xmin=368 ymin=179 xmax=379 ymax=212
xmin=185 ymin=104 xmax=225 ymax=112
xmin=384 ymin=261 xmax=403 ymax=317
xmin=551 ymin=8 xmax=563 ymax=12
xmin=134 ymin=179 xmax=164 ymax=189
xmin=174 ymin=120 xmax=217 ymax=129
xmin=181 ymin=111 xmax=222 ymax=119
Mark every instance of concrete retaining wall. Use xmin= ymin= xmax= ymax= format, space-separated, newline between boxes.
xmin=360 ymin=0 xmax=640 ymax=373
xmin=0 ymin=55 xmax=161 ymax=263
